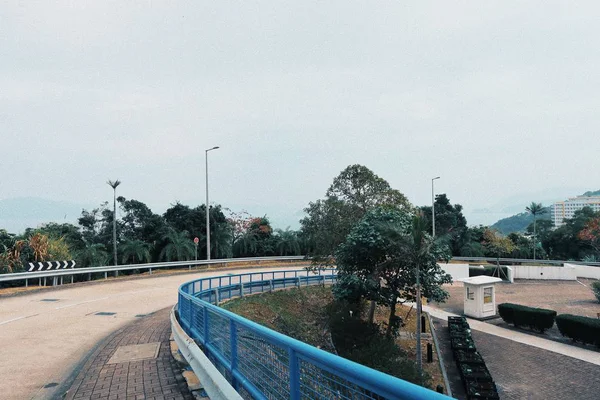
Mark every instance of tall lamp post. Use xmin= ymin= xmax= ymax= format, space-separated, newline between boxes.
xmin=107 ymin=179 xmax=121 ymax=266
xmin=431 ymin=176 xmax=440 ymax=237
xmin=205 ymin=146 xmax=220 ymax=260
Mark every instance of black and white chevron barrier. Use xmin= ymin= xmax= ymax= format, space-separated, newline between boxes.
xmin=28 ymin=260 xmax=76 ymax=272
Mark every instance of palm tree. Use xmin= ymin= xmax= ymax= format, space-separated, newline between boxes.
xmin=107 ymin=179 xmax=121 ymax=266
xmin=120 ymin=239 xmax=151 ymax=264
xmin=525 ymin=202 xmax=546 ymax=260
xmin=211 ymin=222 xmax=233 ymax=259
xmin=274 ymin=228 xmax=301 ymax=256
xmin=233 ymin=232 xmax=258 ymax=257
xmin=76 ymin=244 xmax=109 ymax=268
xmin=160 ymin=229 xmax=195 ymax=261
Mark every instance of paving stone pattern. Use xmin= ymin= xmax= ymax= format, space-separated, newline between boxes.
xmin=65 ymin=308 xmax=193 ymax=400
xmin=432 ymin=317 xmax=600 ymax=400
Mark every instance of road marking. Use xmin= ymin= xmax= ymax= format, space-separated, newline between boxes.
xmin=55 ymin=297 xmax=110 ymax=309
xmin=0 ymin=313 xmax=39 ymax=326
xmin=576 ymin=280 xmax=588 ymax=287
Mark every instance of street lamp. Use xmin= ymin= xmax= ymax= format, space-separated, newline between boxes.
xmin=205 ymin=146 xmax=220 ymax=260
xmin=107 ymin=179 xmax=121 ymax=266
xmin=431 ymin=177 xmax=440 ymax=237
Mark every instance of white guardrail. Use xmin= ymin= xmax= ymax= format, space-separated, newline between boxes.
xmin=1 ymin=256 xmax=598 ymax=285
xmin=0 ymin=256 xmax=307 ymax=284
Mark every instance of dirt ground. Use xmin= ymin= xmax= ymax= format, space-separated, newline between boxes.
xmin=433 ymin=278 xmax=600 ymax=318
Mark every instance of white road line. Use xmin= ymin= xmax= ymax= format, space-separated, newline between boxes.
xmin=576 ymin=280 xmax=588 ymax=287
xmin=0 ymin=314 xmax=39 ymax=326
xmin=55 ymin=297 xmax=110 ymax=309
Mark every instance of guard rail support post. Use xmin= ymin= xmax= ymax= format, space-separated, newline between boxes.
xmin=25 ymin=278 xmax=28 ymax=288
xmin=88 ymin=273 xmax=91 ymax=281
xmin=149 ymin=267 xmax=153 ymax=275
xmin=214 ymin=289 xmax=220 ymax=305
xmin=104 ymin=272 xmax=108 ymax=280
xmin=296 ymin=277 xmax=301 ymax=288
xmin=61 ymin=276 xmax=63 ymax=285
xmin=289 ymin=349 xmax=300 ymax=400
xmin=240 ymin=282 xmax=244 ymax=297
xmin=269 ymin=280 xmax=273 ymax=292
xmin=230 ymin=319 xmax=239 ymax=390
xmin=71 ymin=275 xmax=73 ymax=284
xmin=115 ymin=271 xmax=118 ymax=278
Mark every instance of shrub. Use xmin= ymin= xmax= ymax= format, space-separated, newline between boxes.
xmin=591 ymin=281 xmax=600 ymax=303
xmin=497 ymin=303 xmax=556 ymax=333
xmin=555 ymin=314 xmax=600 ymax=347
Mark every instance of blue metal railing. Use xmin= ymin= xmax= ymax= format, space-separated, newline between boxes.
xmin=177 ymin=269 xmax=451 ymax=400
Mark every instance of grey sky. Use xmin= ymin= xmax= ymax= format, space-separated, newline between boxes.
xmin=1 ymin=2 xmax=599 ymax=230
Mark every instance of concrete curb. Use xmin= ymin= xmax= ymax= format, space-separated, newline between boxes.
xmin=170 ymin=307 xmax=243 ymax=400
xmin=427 ymin=311 xmax=453 ymax=398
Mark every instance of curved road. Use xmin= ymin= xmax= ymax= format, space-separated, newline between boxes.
xmin=0 ymin=266 xmax=300 ymax=400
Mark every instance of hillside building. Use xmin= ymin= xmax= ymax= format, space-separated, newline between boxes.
xmin=551 ymin=196 xmax=600 ymax=227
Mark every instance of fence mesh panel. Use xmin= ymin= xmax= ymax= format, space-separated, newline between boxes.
xmin=236 ymin=325 xmax=291 ymax=399
xmin=208 ymin=309 xmax=232 ymax=362
xmin=299 ymin=358 xmax=383 ymax=400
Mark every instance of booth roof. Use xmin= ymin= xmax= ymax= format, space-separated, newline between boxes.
xmin=457 ymin=276 xmax=503 ymax=285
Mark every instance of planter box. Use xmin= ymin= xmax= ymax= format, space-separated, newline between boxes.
xmin=454 ymin=350 xmax=485 ymax=365
xmin=451 ymin=338 xmax=477 ymax=352
xmin=459 ymin=363 xmax=493 ymax=382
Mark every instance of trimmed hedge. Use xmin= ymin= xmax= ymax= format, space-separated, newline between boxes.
xmin=497 ymin=303 xmax=557 ymax=333
xmin=556 ymin=314 xmax=600 ymax=347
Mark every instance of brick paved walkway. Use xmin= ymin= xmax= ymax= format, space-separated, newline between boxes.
xmin=64 ymin=307 xmax=193 ymax=400
xmin=433 ymin=317 xmax=600 ymax=400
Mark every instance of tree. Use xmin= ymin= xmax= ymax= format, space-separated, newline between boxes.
xmin=419 ymin=194 xmax=467 ymax=256
xmin=335 ymin=208 xmax=452 ymax=379
xmin=525 ymin=202 xmax=546 ymax=260
xmin=274 ymin=228 xmax=301 ymax=256
xmin=159 ymin=229 xmax=195 ymax=261
xmin=107 ymin=179 xmax=122 ymax=266
xmin=301 ymin=165 xmax=412 ymax=266
xmin=578 ymin=217 xmax=600 ymax=255
xmin=482 ymin=229 xmax=515 ymax=259
xmin=335 ymin=208 xmax=452 ymax=330
xmin=120 ymin=239 xmax=152 ymax=264
xmin=76 ymin=244 xmax=109 ymax=268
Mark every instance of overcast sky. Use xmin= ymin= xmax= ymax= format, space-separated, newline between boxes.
xmin=1 ymin=2 xmax=599 ymax=230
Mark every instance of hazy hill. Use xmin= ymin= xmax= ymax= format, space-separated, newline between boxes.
xmin=491 ymin=210 xmax=551 ymax=235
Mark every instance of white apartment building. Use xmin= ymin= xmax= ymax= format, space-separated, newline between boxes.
xmin=551 ymin=196 xmax=600 ymax=227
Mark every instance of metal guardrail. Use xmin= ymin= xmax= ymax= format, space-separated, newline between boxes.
xmin=451 ymin=256 xmax=600 ymax=266
xmin=2 ymin=255 xmax=597 ymax=285
xmin=177 ymin=269 xmax=451 ymax=400
xmin=0 ymin=256 xmax=306 ymax=284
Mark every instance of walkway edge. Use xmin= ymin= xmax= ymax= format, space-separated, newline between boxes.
xmin=424 ymin=305 xmax=600 ymax=366
xmin=427 ymin=312 xmax=453 ymax=398
xmin=170 ymin=306 xmax=243 ymax=400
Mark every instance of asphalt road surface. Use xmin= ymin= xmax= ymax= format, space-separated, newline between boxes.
xmin=0 ymin=266 xmax=301 ymax=400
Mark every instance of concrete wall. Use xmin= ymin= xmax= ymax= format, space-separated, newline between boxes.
xmin=511 ymin=265 xmax=577 ymax=281
xmin=564 ymin=263 xmax=600 ymax=279
xmin=439 ymin=263 xmax=470 ymax=281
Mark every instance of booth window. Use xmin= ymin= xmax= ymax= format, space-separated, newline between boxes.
xmin=484 ymin=287 xmax=493 ymax=304
xmin=466 ymin=287 xmax=475 ymax=300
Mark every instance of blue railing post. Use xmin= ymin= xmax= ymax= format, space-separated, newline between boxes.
xmin=230 ymin=319 xmax=239 ymax=390
xmin=289 ymin=349 xmax=300 ymax=400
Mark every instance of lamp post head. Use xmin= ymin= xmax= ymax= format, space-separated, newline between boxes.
xmin=206 ymin=146 xmax=220 ymax=152
xmin=432 ymin=176 xmax=440 ymax=181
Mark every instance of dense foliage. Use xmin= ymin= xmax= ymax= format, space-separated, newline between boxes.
xmin=0 ymin=197 xmax=305 ymax=274
xmin=555 ymin=314 xmax=600 ymax=347
xmin=497 ymin=303 xmax=557 ymax=333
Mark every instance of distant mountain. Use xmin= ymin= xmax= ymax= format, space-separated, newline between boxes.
xmin=491 ymin=209 xmax=551 ymax=235
xmin=0 ymin=197 xmax=89 ymax=234
xmin=582 ymin=189 xmax=600 ymax=197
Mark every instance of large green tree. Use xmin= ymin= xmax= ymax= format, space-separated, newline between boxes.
xmin=301 ymin=165 xmax=411 ymax=266
xmin=120 ymin=239 xmax=152 ymax=264
xmin=334 ymin=208 xmax=452 ymax=335
xmin=159 ymin=229 xmax=195 ymax=261
xmin=419 ymin=194 xmax=467 ymax=256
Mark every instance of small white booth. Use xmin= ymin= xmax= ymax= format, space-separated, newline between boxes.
xmin=458 ymin=276 xmax=503 ymax=319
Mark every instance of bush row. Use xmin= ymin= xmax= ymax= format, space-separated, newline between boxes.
xmin=497 ymin=303 xmax=556 ymax=333
xmin=556 ymin=314 xmax=600 ymax=347
xmin=448 ymin=317 xmax=499 ymax=400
